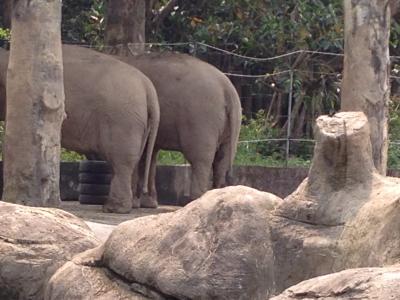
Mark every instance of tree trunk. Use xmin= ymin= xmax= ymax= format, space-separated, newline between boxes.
xmin=390 ymin=0 xmax=400 ymax=16
xmin=105 ymin=0 xmax=146 ymax=56
xmin=341 ymin=0 xmax=391 ymax=175
xmin=0 ymin=0 xmax=12 ymax=28
xmin=3 ymin=0 xmax=65 ymax=207
xmin=145 ymin=0 xmax=156 ymax=37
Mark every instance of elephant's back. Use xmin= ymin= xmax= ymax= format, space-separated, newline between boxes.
xmin=122 ymin=53 xmax=237 ymax=149
xmin=62 ymin=45 xmax=149 ymax=115
xmin=124 ymin=52 xmax=236 ymax=115
xmin=61 ymin=45 xmax=152 ymax=153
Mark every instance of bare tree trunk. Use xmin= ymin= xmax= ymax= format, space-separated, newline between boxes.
xmin=145 ymin=0 xmax=156 ymax=37
xmin=341 ymin=0 xmax=391 ymax=175
xmin=105 ymin=0 xmax=146 ymax=55
xmin=3 ymin=0 xmax=65 ymax=207
xmin=0 ymin=0 xmax=12 ymax=28
xmin=390 ymin=0 xmax=400 ymax=16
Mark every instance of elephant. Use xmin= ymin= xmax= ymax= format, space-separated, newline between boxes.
xmin=118 ymin=52 xmax=242 ymax=205
xmin=0 ymin=45 xmax=160 ymax=213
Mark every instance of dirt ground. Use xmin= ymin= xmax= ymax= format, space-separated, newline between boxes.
xmin=60 ymin=201 xmax=180 ymax=241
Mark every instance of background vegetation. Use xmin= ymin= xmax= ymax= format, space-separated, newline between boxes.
xmin=2 ymin=0 xmax=400 ymax=168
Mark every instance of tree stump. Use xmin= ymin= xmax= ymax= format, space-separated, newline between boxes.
xmin=276 ymin=112 xmax=379 ymax=226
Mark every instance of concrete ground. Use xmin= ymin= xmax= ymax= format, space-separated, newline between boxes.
xmin=61 ymin=201 xmax=180 ymax=242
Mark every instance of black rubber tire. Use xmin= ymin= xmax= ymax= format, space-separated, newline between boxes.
xmin=79 ymin=173 xmax=112 ymax=184
xmin=79 ymin=160 xmax=111 ymax=174
xmin=79 ymin=194 xmax=108 ymax=205
xmin=79 ymin=183 xmax=110 ymax=196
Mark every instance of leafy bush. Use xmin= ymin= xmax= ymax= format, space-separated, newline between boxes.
xmin=61 ymin=148 xmax=85 ymax=162
xmin=235 ymin=110 xmax=311 ymax=167
xmin=388 ymin=96 xmax=400 ymax=169
xmin=62 ymin=0 xmax=105 ymax=46
xmin=157 ymin=110 xmax=311 ymax=167
xmin=157 ymin=150 xmax=186 ymax=165
xmin=0 ymin=27 xmax=10 ymax=48
xmin=0 ymin=27 xmax=10 ymax=40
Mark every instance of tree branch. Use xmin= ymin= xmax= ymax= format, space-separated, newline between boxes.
xmin=152 ymin=0 xmax=179 ymax=25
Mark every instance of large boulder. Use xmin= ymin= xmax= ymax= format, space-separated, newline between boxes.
xmin=45 ymin=248 xmax=148 ymax=300
xmin=46 ymin=112 xmax=400 ymax=299
xmin=45 ymin=186 xmax=283 ymax=299
xmin=0 ymin=201 xmax=100 ymax=299
xmin=272 ymin=266 xmax=400 ymax=299
xmin=270 ymin=112 xmax=400 ymax=290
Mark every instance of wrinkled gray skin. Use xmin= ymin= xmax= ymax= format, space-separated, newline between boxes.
xmin=0 ymin=45 xmax=160 ymax=213
xmin=119 ymin=53 xmax=242 ymax=204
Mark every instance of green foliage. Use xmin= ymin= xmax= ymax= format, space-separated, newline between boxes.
xmin=150 ymin=0 xmax=344 ymax=139
xmin=62 ymin=0 xmax=105 ymax=46
xmin=237 ymin=110 xmax=281 ymax=157
xmin=155 ymin=0 xmax=343 ymax=56
xmin=388 ymin=97 xmax=400 ymax=169
xmin=0 ymin=28 xmax=10 ymax=41
xmin=157 ymin=110 xmax=311 ymax=167
xmin=61 ymin=148 xmax=85 ymax=162
xmin=157 ymin=150 xmax=186 ymax=165
xmin=0 ymin=27 xmax=10 ymax=48
xmin=235 ymin=110 xmax=311 ymax=167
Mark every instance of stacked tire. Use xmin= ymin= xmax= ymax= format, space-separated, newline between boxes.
xmin=78 ymin=160 xmax=111 ymax=205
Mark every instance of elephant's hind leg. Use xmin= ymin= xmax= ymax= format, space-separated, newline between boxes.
xmin=140 ymin=149 xmax=159 ymax=208
xmin=188 ymin=157 xmax=214 ymax=201
xmin=131 ymin=166 xmax=140 ymax=209
xmin=212 ymin=141 xmax=233 ymax=188
xmin=103 ymin=162 xmax=135 ymax=214
xmin=103 ymin=139 xmax=141 ymax=214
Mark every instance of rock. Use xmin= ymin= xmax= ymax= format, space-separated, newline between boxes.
xmin=276 ymin=112 xmax=379 ymax=226
xmin=46 ymin=112 xmax=400 ymax=298
xmin=85 ymin=221 xmax=117 ymax=242
xmin=0 ymin=201 xmax=100 ymax=300
xmin=268 ymin=216 xmax=342 ymax=292
xmin=45 ymin=247 xmax=148 ymax=300
xmin=272 ymin=266 xmax=400 ymax=299
xmin=45 ymin=185 xmax=283 ymax=299
xmin=271 ymin=112 xmax=400 ymax=289
xmin=335 ymin=175 xmax=400 ymax=268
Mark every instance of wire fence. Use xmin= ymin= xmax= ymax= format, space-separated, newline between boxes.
xmin=125 ymin=41 xmax=400 ymax=168
xmin=122 ymin=41 xmax=400 ymax=168
xmin=2 ymin=39 xmax=400 ymax=168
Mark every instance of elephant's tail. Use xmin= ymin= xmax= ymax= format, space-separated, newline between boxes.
xmin=142 ymin=82 xmax=160 ymax=195
xmin=224 ymin=83 xmax=242 ymax=184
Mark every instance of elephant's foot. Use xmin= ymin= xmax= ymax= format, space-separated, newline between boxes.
xmin=132 ymin=197 xmax=140 ymax=209
xmin=103 ymin=198 xmax=132 ymax=214
xmin=140 ymin=194 xmax=158 ymax=209
xmin=103 ymin=205 xmax=132 ymax=214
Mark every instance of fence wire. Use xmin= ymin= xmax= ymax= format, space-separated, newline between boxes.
xmin=129 ymin=41 xmax=400 ymax=168
xmin=2 ymin=39 xmax=400 ymax=168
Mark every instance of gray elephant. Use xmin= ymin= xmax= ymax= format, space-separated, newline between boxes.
xmin=118 ymin=52 xmax=242 ymax=205
xmin=0 ymin=45 xmax=160 ymax=213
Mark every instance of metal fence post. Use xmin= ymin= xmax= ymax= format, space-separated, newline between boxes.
xmin=192 ymin=41 xmax=198 ymax=58
xmin=285 ymin=70 xmax=294 ymax=167
xmin=183 ymin=42 xmax=199 ymax=197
